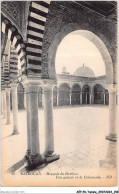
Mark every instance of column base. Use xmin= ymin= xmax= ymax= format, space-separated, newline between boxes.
xmin=105 ymin=133 xmax=117 ymax=142
xmin=12 ymin=130 xmax=19 ymax=135
xmin=44 ymin=151 xmax=60 ymax=163
xmin=28 ymin=153 xmax=44 ymax=168
xmin=25 ymin=149 xmax=31 ymax=159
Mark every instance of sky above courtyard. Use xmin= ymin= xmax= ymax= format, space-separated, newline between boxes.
xmin=55 ymin=30 xmax=106 ymax=77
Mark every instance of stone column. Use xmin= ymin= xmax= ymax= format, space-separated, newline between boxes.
xmin=24 ymin=92 xmax=26 ymax=109
xmin=1 ymin=90 xmax=3 ymax=115
xmin=25 ymin=85 xmax=31 ymax=158
xmin=86 ymin=93 xmax=87 ymax=104
xmin=92 ymin=93 xmax=94 ymax=104
xmin=3 ymin=90 xmax=7 ymax=119
xmin=28 ymin=84 xmax=42 ymax=167
xmin=106 ymin=85 xmax=117 ymax=142
xmin=104 ymin=92 xmax=106 ymax=105
xmin=57 ymin=88 xmax=59 ymax=106
xmin=89 ymin=93 xmax=92 ymax=104
xmin=70 ymin=91 xmax=71 ymax=105
xmin=80 ymin=92 xmax=82 ymax=104
xmin=5 ymin=88 xmax=11 ymax=124
xmin=11 ymin=84 xmax=19 ymax=135
xmin=43 ymin=82 xmax=60 ymax=162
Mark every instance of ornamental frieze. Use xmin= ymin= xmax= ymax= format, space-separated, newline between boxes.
xmin=1 ymin=1 xmax=22 ymax=33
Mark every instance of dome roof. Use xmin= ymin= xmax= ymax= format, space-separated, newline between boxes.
xmin=74 ymin=66 xmax=95 ymax=77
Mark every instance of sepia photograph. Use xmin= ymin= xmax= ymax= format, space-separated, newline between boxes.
xmin=1 ymin=0 xmax=118 ymax=189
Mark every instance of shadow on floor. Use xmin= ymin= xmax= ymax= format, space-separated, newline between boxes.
xmin=6 ymin=157 xmax=27 ymax=174
xmin=1 ymin=134 xmax=14 ymax=140
xmin=99 ymin=141 xmax=117 ymax=169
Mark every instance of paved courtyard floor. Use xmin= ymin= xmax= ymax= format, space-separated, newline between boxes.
xmin=1 ymin=105 xmax=116 ymax=175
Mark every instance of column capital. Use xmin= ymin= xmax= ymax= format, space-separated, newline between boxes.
xmin=11 ymin=83 xmax=18 ymax=88
xmin=23 ymin=83 xmax=29 ymax=93
xmin=42 ymin=79 xmax=57 ymax=92
xmin=5 ymin=87 xmax=11 ymax=92
xmin=2 ymin=89 xmax=6 ymax=93
xmin=29 ymin=84 xmax=39 ymax=93
xmin=23 ymin=82 xmax=40 ymax=93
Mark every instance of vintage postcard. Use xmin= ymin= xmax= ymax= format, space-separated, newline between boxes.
xmin=1 ymin=0 xmax=118 ymax=188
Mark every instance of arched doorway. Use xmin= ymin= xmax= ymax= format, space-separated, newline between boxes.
xmin=71 ymin=84 xmax=81 ymax=105
xmin=38 ymin=87 xmax=43 ymax=108
xmin=82 ymin=85 xmax=90 ymax=104
xmin=93 ymin=84 xmax=104 ymax=104
xmin=59 ymin=83 xmax=70 ymax=106
xmin=53 ymin=86 xmax=57 ymax=106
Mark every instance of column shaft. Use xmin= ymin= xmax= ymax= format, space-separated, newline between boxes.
xmin=6 ymin=88 xmax=11 ymax=124
xmin=24 ymin=92 xmax=26 ymax=109
xmin=109 ymin=91 xmax=116 ymax=134
xmin=1 ymin=90 xmax=4 ymax=115
xmin=70 ymin=93 xmax=71 ymax=105
xmin=25 ymin=86 xmax=31 ymax=157
xmin=104 ymin=93 xmax=106 ymax=105
xmin=43 ymin=84 xmax=60 ymax=162
xmin=80 ymin=93 xmax=82 ymax=104
xmin=92 ymin=93 xmax=94 ymax=104
xmin=106 ymin=89 xmax=117 ymax=141
xmin=11 ymin=84 xmax=19 ymax=135
xmin=57 ymin=93 xmax=59 ymax=106
xmin=86 ymin=93 xmax=87 ymax=104
xmin=3 ymin=90 xmax=6 ymax=119
xmin=29 ymin=85 xmax=42 ymax=166
xmin=43 ymin=87 xmax=54 ymax=156
xmin=89 ymin=93 xmax=92 ymax=104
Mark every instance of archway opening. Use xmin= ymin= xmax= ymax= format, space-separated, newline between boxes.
xmin=59 ymin=84 xmax=70 ymax=106
xmin=71 ymin=84 xmax=81 ymax=105
xmin=48 ymin=27 xmax=113 ymax=84
xmin=82 ymin=85 xmax=90 ymax=104
xmin=93 ymin=84 xmax=104 ymax=104
xmin=49 ymin=29 xmax=113 ymax=157
xmin=55 ymin=31 xmax=106 ymax=77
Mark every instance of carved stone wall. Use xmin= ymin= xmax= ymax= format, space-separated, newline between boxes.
xmin=1 ymin=1 xmax=28 ymax=39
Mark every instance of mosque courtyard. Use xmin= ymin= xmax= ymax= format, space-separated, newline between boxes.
xmin=1 ymin=105 xmax=116 ymax=176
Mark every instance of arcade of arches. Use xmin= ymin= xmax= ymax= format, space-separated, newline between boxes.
xmin=15 ymin=82 xmax=109 ymax=109
xmin=1 ymin=1 xmax=117 ymax=172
